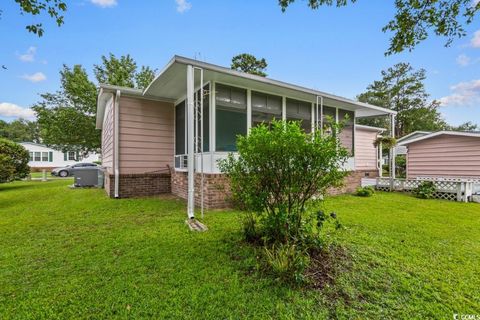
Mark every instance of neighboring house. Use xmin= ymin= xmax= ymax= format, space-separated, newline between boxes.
xmin=96 ymin=55 xmax=396 ymax=208
xmin=398 ymin=131 xmax=480 ymax=179
xmin=20 ymin=142 xmax=100 ymax=171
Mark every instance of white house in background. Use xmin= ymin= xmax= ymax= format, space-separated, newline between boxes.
xmin=19 ymin=142 xmax=100 ymax=170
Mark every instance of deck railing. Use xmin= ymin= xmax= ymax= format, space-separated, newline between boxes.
xmin=376 ymin=177 xmax=476 ymax=202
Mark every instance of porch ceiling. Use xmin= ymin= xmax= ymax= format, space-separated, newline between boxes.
xmin=144 ymin=56 xmax=395 ymax=118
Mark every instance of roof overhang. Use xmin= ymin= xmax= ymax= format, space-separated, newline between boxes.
xmin=398 ymin=131 xmax=480 ymax=146
xmin=96 ymin=55 xmax=396 ymax=129
xmin=144 ymin=56 xmax=396 ymax=118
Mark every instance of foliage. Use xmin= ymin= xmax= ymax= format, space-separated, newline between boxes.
xmin=355 ymin=186 xmax=375 ymax=197
xmin=1 ymin=181 xmax=479 ymax=318
xmin=94 ymin=54 xmax=157 ymax=89
xmin=448 ymin=121 xmax=479 ymax=131
xmin=262 ymin=244 xmax=309 ymax=284
xmin=231 ymin=53 xmax=268 ymax=77
xmin=219 ymin=120 xmax=349 ymax=246
xmin=0 ymin=119 xmax=40 ymax=143
xmin=33 ymin=65 xmax=100 ymax=155
xmin=413 ymin=181 xmax=437 ymax=199
xmin=395 ymin=154 xmax=406 ymax=178
xmin=33 ymin=54 xmax=155 ymax=155
xmin=373 ymin=136 xmax=397 ymax=149
xmin=278 ymin=0 xmax=480 ymax=55
xmin=8 ymin=0 xmax=67 ymax=36
xmin=357 ymin=63 xmax=447 ymax=137
xmin=0 ymin=138 xmax=29 ymax=183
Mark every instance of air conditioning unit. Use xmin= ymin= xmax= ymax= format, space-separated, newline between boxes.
xmin=74 ymin=168 xmax=104 ymax=187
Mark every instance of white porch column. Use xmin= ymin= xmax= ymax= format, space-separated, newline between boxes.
xmin=247 ymin=89 xmax=252 ymax=132
xmin=187 ymin=65 xmax=195 ymax=219
xmin=282 ymin=96 xmax=286 ymax=121
xmin=389 ymin=113 xmax=396 ymax=190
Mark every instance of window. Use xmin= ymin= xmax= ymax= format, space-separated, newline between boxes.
xmin=29 ymin=152 xmax=33 ymax=161
xmin=251 ymin=91 xmax=282 ymax=128
xmin=42 ymin=152 xmax=49 ymax=162
xmin=216 ymin=84 xmax=247 ymax=151
xmin=68 ymin=151 xmax=76 ymax=161
xmin=34 ymin=152 xmax=41 ymax=161
xmin=286 ymin=98 xmax=311 ymax=133
xmin=338 ymin=109 xmax=354 ymax=155
xmin=175 ymin=101 xmax=186 ymax=155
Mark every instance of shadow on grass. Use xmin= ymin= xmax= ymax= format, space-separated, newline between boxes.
xmin=0 ymin=183 xmax=37 ymax=193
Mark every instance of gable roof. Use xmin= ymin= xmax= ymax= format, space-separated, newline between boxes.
xmin=97 ymin=55 xmax=396 ymax=129
xmin=398 ymin=131 xmax=480 ymax=146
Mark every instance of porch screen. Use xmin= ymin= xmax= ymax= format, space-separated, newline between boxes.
xmin=175 ymin=101 xmax=186 ymax=155
xmin=252 ymin=91 xmax=282 ymax=127
xmin=286 ymin=98 xmax=311 ymax=133
xmin=216 ymin=84 xmax=247 ymax=152
xmin=322 ymin=106 xmax=336 ymax=135
xmin=338 ymin=109 xmax=354 ymax=155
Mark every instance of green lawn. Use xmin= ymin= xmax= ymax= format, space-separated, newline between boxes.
xmin=0 ymin=180 xmax=479 ymax=319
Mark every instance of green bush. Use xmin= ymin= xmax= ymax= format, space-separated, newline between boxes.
xmin=0 ymin=138 xmax=30 ymax=183
xmin=413 ymin=181 xmax=437 ymax=199
xmin=356 ymin=186 xmax=375 ymax=197
xmin=220 ymin=120 xmax=349 ymax=284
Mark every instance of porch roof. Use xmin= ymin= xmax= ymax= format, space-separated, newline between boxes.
xmin=97 ymin=55 xmax=395 ymax=129
xmin=144 ymin=56 xmax=396 ymax=118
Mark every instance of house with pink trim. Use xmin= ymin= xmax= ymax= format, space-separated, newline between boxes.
xmin=398 ymin=131 xmax=480 ymax=179
xmin=96 ymin=56 xmax=395 ymax=211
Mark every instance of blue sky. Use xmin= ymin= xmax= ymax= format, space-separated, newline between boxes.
xmin=1 ymin=0 xmax=479 ymax=126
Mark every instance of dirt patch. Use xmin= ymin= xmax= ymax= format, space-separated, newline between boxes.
xmin=305 ymin=245 xmax=352 ymax=290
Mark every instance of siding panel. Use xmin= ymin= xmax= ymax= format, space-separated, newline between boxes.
xmin=355 ymin=128 xmax=379 ymax=171
xmin=101 ymin=97 xmax=114 ymax=174
xmin=407 ymin=135 xmax=480 ymax=178
xmin=119 ymin=97 xmax=174 ymax=174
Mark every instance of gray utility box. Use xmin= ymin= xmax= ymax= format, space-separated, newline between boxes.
xmin=74 ymin=168 xmax=104 ymax=187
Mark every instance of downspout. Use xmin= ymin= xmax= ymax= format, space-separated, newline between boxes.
xmin=186 ymin=65 xmax=195 ymax=219
xmin=114 ymin=90 xmax=120 ymax=198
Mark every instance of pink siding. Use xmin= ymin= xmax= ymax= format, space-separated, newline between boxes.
xmin=355 ymin=128 xmax=379 ymax=171
xmin=407 ymin=135 xmax=480 ymax=178
xmin=101 ymin=97 xmax=114 ymax=174
xmin=119 ymin=97 xmax=174 ymax=174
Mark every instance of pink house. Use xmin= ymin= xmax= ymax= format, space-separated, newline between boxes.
xmin=398 ymin=131 xmax=480 ymax=179
xmin=96 ymin=56 xmax=395 ymax=213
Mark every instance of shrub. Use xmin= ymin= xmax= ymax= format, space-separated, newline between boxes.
xmin=356 ymin=186 xmax=375 ymax=197
xmin=219 ymin=120 xmax=349 ymax=246
xmin=413 ymin=181 xmax=436 ymax=199
xmin=0 ymin=138 xmax=30 ymax=183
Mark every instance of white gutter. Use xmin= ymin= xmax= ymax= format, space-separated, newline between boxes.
xmin=114 ymin=90 xmax=120 ymax=198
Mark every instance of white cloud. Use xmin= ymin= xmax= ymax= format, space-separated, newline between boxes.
xmin=0 ymin=103 xmax=35 ymax=119
xmin=439 ymin=79 xmax=480 ymax=106
xmin=456 ymin=54 xmax=471 ymax=66
xmin=91 ymin=0 xmax=117 ymax=8
xmin=175 ymin=0 xmax=191 ymax=13
xmin=471 ymin=30 xmax=480 ymax=48
xmin=21 ymin=72 xmax=47 ymax=83
xmin=18 ymin=46 xmax=37 ymax=62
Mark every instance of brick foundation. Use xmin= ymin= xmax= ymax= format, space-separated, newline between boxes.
xmin=106 ymin=173 xmax=171 ymax=198
xmin=104 ymin=168 xmax=377 ymax=207
xmin=169 ymin=167 xmax=231 ymax=209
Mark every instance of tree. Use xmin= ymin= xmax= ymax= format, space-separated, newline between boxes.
xmin=278 ymin=0 xmax=480 ymax=55
xmin=357 ymin=63 xmax=447 ymax=137
xmin=33 ymin=54 xmax=155 ymax=155
xmin=231 ymin=53 xmax=268 ymax=77
xmin=0 ymin=119 xmax=40 ymax=143
xmin=5 ymin=0 xmax=67 ymax=37
xmin=448 ymin=121 xmax=478 ymax=131
xmin=0 ymin=138 xmax=30 ymax=183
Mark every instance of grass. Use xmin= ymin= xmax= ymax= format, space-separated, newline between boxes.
xmin=28 ymin=172 xmax=69 ymax=179
xmin=0 ymin=180 xmax=479 ymax=319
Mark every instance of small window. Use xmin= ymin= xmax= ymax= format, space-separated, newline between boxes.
xmin=68 ymin=151 xmax=76 ymax=161
xmin=34 ymin=152 xmax=41 ymax=161
xmin=29 ymin=152 xmax=34 ymax=161
xmin=42 ymin=152 xmax=49 ymax=162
